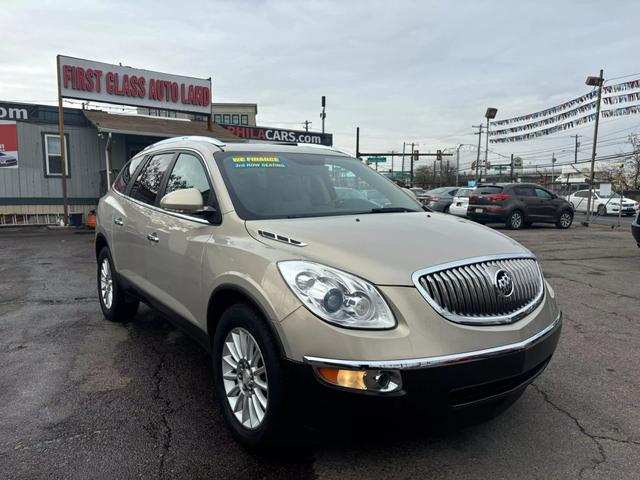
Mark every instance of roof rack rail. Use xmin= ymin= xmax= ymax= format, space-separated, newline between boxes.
xmin=143 ymin=136 xmax=226 ymax=152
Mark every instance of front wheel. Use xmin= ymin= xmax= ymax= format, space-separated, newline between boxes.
xmin=556 ymin=210 xmax=573 ymax=229
xmin=212 ymin=304 xmax=290 ymax=449
xmin=97 ymin=248 xmax=139 ymax=322
xmin=597 ymin=204 xmax=607 ymax=216
xmin=506 ymin=210 xmax=524 ymax=230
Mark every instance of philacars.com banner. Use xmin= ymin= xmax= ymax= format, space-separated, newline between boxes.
xmin=0 ymin=121 xmax=19 ymax=169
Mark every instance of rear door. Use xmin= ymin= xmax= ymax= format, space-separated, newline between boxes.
xmin=143 ymin=151 xmax=217 ymax=328
xmin=534 ymin=187 xmax=558 ymax=220
xmin=512 ymin=185 xmax=541 ymax=219
xmin=124 ymin=151 xmax=175 ymax=295
xmin=109 ymin=155 xmax=147 ymax=284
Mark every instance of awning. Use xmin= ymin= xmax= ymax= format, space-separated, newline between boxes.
xmin=83 ymin=110 xmax=239 ymax=141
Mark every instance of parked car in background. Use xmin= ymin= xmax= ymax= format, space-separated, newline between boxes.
xmin=96 ymin=137 xmax=561 ymax=448
xmin=467 ymin=183 xmax=574 ymax=230
xmin=409 ymin=187 xmax=429 ymax=205
xmin=566 ymin=189 xmax=639 ymax=216
xmin=424 ymin=186 xmax=458 ymax=212
xmin=0 ymin=152 xmax=18 ymax=167
xmin=632 ymin=210 xmax=640 ymax=247
xmin=449 ymin=187 xmax=475 ymax=217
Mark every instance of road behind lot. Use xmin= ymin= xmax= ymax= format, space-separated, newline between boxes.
xmin=0 ymin=224 xmax=638 ymax=479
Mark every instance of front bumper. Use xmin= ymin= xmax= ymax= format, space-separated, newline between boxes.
xmin=300 ymin=311 xmax=561 ymax=407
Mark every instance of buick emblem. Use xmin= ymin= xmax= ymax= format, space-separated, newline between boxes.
xmin=494 ymin=269 xmax=514 ymax=297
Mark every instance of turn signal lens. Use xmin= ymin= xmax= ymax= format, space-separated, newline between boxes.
xmin=318 ymin=368 xmax=366 ymax=390
xmin=316 ymin=367 xmax=402 ymax=393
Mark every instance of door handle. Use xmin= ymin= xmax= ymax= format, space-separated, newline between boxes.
xmin=114 ymin=217 xmax=124 ymax=226
xmin=146 ymin=233 xmax=159 ymax=243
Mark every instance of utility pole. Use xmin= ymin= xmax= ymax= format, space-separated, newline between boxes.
xmin=303 ymin=120 xmax=311 ymax=132
xmin=356 ymin=127 xmax=360 ymax=160
xmin=572 ymin=134 xmax=581 ymax=164
xmin=320 ymin=96 xmax=326 ymax=134
xmin=410 ymin=142 xmax=415 ymax=186
xmin=401 ymin=142 xmax=406 ymax=179
xmin=473 ymin=124 xmax=483 ymax=183
xmin=510 ymin=153 xmax=514 ymax=182
xmin=551 ymin=153 xmax=556 ymax=192
xmin=455 ymin=144 xmax=462 ymax=186
xmin=585 ymin=69 xmax=605 ymax=226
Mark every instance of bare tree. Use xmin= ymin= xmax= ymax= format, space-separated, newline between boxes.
xmin=626 ymin=134 xmax=640 ymax=189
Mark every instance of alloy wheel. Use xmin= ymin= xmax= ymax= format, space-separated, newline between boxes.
xmin=99 ymin=258 xmax=113 ymax=309
xmin=560 ymin=212 xmax=572 ymax=228
xmin=511 ymin=212 xmax=523 ymax=229
xmin=221 ymin=327 xmax=269 ymax=430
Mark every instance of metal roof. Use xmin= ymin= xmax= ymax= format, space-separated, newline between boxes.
xmin=83 ymin=110 xmax=239 ymax=141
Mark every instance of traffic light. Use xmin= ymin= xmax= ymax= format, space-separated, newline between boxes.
xmin=413 ymin=150 xmax=419 ymax=161
xmin=436 ymin=150 xmax=442 ymax=161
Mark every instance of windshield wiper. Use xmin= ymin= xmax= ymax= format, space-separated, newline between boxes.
xmin=369 ymin=207 xmax=419 ymax=213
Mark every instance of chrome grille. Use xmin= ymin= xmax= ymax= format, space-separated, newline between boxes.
xmin=412 ymin=254 xmax=544 ymax=325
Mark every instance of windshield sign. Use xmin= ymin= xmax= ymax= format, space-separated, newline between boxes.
xmin=215 ymin=152 xmax=422 ymax=220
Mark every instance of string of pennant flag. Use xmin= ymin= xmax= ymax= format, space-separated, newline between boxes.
xmin=489 ymin=77 xmax=640 ymax=143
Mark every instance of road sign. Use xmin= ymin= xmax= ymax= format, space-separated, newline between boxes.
xmin=468 ymin=180 xmax=477 ymax=187
xmin=513 ymin=157 xmax=523 ymax=167
xmin=494 ymin=166 xmax=507 ymax=173
xmin=367 ymin=156 xmax=387 ymax=163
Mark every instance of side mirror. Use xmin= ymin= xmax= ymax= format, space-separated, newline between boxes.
xmin=160 ymin=188 xmax=204 ymax=213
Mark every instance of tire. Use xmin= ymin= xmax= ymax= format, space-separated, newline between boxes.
xmin=444 ymin=205 xmax=450 ymax=214
xmin=212 ymin=304 xmax=290 ymax=449
xmin=506 ymin=210 xmax=524 ymax=230
xmin=556 ymin=210 xmax=573 ymax=229
xmin=97 ymin=247 xmax=139 ymax=322
xmin=597 ymin=204 xmax=607 ymax=216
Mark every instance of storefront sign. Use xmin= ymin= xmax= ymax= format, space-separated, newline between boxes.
xmin=222 ymin=125 xmax=333 ymax=146
xmin=58 ymin=55 xmax=212 ymax=114
xmin=0 ymin=102 xmax=35 ymax=121
xmin=0 ymin=121 xmax=19 ymax=169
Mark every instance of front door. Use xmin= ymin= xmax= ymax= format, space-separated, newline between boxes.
xmin=534 ymin=187 xmax=557 ymax=220
xmin=143 ymin=151 xmax=217 ymax=329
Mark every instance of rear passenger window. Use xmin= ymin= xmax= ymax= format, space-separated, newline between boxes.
xmin=535 ymin=188 xmax=553 ymax=199
xmin=164 ymin=153 xmax=212 ymax=204
xmin=113 ymin=156 xmax=144 ymax=193
xmin=514 ymin=186 xmax=536 ymax=196
xmin=129 ymin=153 xmax=174 ymax=205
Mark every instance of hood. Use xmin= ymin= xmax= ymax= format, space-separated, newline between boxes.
xmin=245 ymin=212 xmax=529 ymax=286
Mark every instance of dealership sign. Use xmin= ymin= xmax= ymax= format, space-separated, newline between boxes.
xmin=57 ymin=55 xmax=212 ymax=114
xmin=0 ymin=121 xmax=19 ymax=169
xmin=222 ymin=125 xmax=333 ymax=146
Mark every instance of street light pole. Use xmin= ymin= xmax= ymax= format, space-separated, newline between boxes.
xmin=584 ymin=69 xmax=604 ymax=226
xmin=483 ymin=108 xmax=498 ymax=180
xmin=455 ymin=144 xmax=462 ymax=186
xmin=320 ymin=96 xmax=326 ymax=134
xmin=473 ymin=124 xmax=483 ymax=183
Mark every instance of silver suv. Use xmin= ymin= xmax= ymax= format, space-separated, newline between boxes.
xmin=96 ymin=136 xmax=561 ymax=447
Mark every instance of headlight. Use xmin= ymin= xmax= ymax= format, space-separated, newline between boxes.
xmin=278 ymin=260 xmax=396 ymax=329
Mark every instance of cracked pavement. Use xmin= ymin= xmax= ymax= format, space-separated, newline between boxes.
xmin=0 ymin=225 xmax=638 ymax=479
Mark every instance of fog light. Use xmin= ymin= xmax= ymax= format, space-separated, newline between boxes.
xmin=316 ymin=367 xmax=401 ymax=393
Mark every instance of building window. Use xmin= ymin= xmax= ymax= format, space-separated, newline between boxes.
xmin=223 ymin=114 xmax=231 ymax=124
xmin=241 ymin=114 xmax=249 ymax=125
xmin=232 ymin=114 xmax=240 ymax=125
xmin=214 ymin=114 xmax=222 ymax=123
xmin=43 ymin=134 xmax=70 ymax=177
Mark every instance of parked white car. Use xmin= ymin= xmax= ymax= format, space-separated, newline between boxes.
xmin=566 ymin=189 xmax=639 ymax=216
xmin=449 ymin=187 xmax=475 ymax=217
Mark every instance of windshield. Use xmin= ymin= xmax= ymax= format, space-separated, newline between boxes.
xmin=215 ymin=152 xmax=423 ymax=220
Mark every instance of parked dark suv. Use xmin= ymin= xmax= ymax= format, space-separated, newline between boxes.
xmin=467 ymin=183 xmax=574 ymax=230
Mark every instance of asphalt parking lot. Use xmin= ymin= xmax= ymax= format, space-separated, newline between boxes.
xmin=0 ymin=223 xmax=638 ymax=479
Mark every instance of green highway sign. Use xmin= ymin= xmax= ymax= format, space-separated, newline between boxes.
xmin=366 ymin=156 xmax=387 ymax=163
xmin=493 ymin=166 xmax=508 ymax=173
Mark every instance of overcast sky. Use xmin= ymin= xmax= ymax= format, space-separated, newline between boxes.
xmin=2 ymin=0 xmax=640 ymax=172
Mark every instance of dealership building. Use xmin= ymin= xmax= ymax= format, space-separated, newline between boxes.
xmin=0 ymin=57 xmax=331 ymax=225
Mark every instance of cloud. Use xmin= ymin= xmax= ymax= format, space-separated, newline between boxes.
xmin=1 ymin=0 xmax=639 ymax=164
